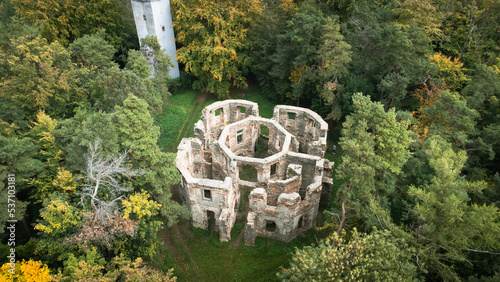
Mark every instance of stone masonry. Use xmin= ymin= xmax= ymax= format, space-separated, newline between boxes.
xmin=176 ymin=100 xmax=333 ymax=245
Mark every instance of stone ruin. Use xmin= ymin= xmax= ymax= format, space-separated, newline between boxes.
xmin=175 ymin=100 xmax=333 ymax=246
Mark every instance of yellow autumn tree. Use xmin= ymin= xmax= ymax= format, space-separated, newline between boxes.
xmin=35 ymin=194 xmax=82 ymax=236
xmin=172 ymin=0 xmax=262 ymax=98
xmin=51 ymin=167 xmax=77 ymax=193
xmin=0 ymin=260 xmax=51 ymax=282
xmin=11 ymin=0 xmax=129 ymax=48
xmin=411 ymin=82 xmax=447 ymax=143
xmin=430 ymin=52 xmax=468 ymax=90
xmin=27 ymin=111 xmax=67 ymax=202
xmin=0 ymin=35 xmax=82 ymax=117
xmin=393 ymin=0 xmax=445 ymax=41
xmin=122 ymin=190 xmax=161 ymax=220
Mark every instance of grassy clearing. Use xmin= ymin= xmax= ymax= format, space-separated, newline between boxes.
xmin=243 ymin=93 xmax=276 ymax=119
xmin=156 ymin=90 xmax=199 ymax=151
xmin=156 ymin=104 xmax=187 ymax=150
xmin=170 ymin=90 xmax=198 ymax=109
xmin=174 ymin=93 xmax=214 ymax=147
xmin=166 ymin=220 xmax=330 ymax=282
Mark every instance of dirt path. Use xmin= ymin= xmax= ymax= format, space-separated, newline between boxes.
xmin=173 ymin=223 xmax=202 ymax=278
xmin=233 ymin=198 xmax=250 ymax=248
xmin=232 ymin=224 xmax=247 ymax=248
xmin=197 ymin=91 xmax=209 ymax=102
xmin=159 ymin=228 xmax=179 ymax=261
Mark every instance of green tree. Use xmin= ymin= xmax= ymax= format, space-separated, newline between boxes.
xmin=126 ymin=35 xmax=173 ymax=113
xmin=248 ymin=0 xmax=297 ymax=100
xmin=0 ymin=34 xmax=82 ymax=118
xmin=55 ymin=108 xmax=120 ymax=171
xmin=55 ymin=247 xmax=109 ymax=282
xmin=336 ymin=93 xmax=412 ymax=231
xmin=408 ymin=136 xmax=500 ymax=280
xmin=278 ymin=228 xmax=418 ymax=281
xmin=87 ymin=66 xmax=164 ymax=115
xmin=344 ymin=0 xmax=432 ymax=107
xmin=420 ymin=90 xmax=478 ymax=151
xmin=105 ymin=254 xmax=176 ymax=282
xmin=0 ymin=135 xmax=42 ymax=233
xmin=317 ymin=16 xmax=352 ymax=121
xmin=268 ymin=0 xmax=325 ymax=104
xmin=458 ymin=64 xmax=500 ymax=176
xmin=172 ymin=0 xmax=262 ymax=98
xmin=114 ymin=94 xmax=189 ymax=225
xmin=68 ymin=29 xmax=116 ymax=70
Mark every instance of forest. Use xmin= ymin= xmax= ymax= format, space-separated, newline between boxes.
xmin=0 ymin=0 xmax=499 ymax=281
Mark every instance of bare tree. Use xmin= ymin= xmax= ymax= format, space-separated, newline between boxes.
xmin=79 ymin=138 xmax=143 ymax=221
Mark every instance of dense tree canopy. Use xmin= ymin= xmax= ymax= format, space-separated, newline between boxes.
xmin=1 ymin=0 xmax=500 ymax=280
xmin=171 ymin=0 xmax=262 ymax=98
xmin=279 ymin=228 xmax=418 ymax=281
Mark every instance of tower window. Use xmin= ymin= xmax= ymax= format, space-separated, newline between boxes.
xmin=162 ymin=26 xmax=165 ymax=31
xmin=143 ymin=15 xmax=146 ymax=21
xmin=236 ymin=129 xmax=244 ymax=144
xmin=203 ymin=189 xmax=212 ymax=199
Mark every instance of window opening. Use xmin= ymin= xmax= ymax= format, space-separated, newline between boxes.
xmin=298 ymin=216 xmax=303 ymax=228
xmin=204 ymin=189 xmax=212 ymax=199
xmin=236 ymin=129 xmax=244 ymax=144
xmin=270 ymin=163 xmax=277 ymax=176
xmin=266 ymin=220 xmax=277 ymax=232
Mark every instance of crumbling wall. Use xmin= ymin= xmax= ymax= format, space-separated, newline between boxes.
xmin=199 ymin=100 xmax=259 ymax=146
xmin=273 ymin=105 xmax=328 ymax=157
xmin=267 ymin=164 xmax=302 ymax=206
xmin=243 ymin=183 xmax=322 ymax=246
xmin=176 ymin=138 xmax=238 ymax=241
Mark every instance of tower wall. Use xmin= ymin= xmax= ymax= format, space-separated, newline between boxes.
xmin=131 ymin=0 xmax=180 ymax=78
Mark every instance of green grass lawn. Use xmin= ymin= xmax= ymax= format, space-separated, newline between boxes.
xmin=156 ymin=90 xmax=212 ymax=151
xmin=162 ymin=219 xmax=330 ymax=282
xmin=242 ymin=93 xmax=276 ymax=119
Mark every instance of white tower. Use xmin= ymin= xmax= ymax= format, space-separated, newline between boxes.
xmin=131 ymin=0 xmax=180 ymax=78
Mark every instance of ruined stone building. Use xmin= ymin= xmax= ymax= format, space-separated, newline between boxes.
xmin=176 ymin=100 xmax=333 ymax=246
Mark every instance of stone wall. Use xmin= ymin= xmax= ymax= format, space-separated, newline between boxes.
xmin=273 ymin=105 xmax=328 ymax=157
